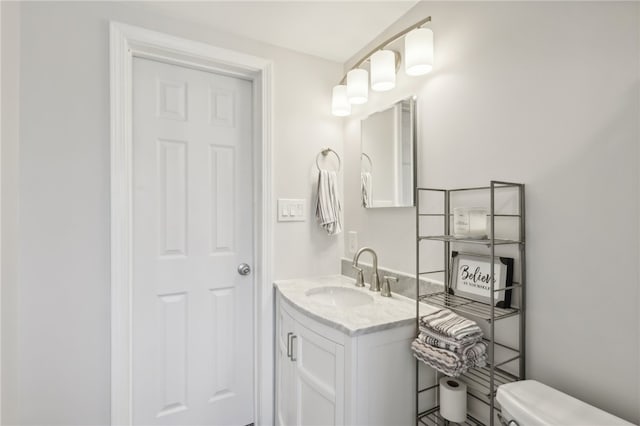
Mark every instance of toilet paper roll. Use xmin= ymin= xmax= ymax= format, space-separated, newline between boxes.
xmin=439 ymin=377 xmax=467 ymax=423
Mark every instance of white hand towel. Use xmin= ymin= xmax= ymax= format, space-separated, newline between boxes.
xmin=315 ymin=170 xmax=342 ymax=235
xmin=361 ymin=171 xmax=372 ymax=208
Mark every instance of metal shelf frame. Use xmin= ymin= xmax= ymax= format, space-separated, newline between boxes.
xmin=418 ymin=292 xmax=520 ymax=322
xmin=415 ymin=182 xmax=526 ymax=426
xmin=418 ymin=406 xmax=484 ymax=426
xmin=418 ymin=235 xmax=523 ymax=246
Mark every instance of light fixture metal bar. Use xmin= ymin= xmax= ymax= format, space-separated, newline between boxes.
xmin=338 ymin=15 xmax=432 ymax=84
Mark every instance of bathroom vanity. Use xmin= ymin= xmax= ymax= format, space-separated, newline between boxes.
xmin=274 ymin=275 xmax=435 ymax=426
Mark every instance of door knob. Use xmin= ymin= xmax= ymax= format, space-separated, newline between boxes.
xmin=237 ymin=263 xmax=251 ymax=276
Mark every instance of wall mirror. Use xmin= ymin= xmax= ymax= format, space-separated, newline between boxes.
xmin=360 ymin=96 xmax=416 ymax=208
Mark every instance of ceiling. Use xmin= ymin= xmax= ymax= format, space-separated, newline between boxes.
xmin=127 ymin=1 xmax=419 ymax=63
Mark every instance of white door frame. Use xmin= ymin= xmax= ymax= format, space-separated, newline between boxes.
xmin=0 ymin=3 xmax=3 ymax=423
xmin=110 ymin=22 xmax=273 ymax=426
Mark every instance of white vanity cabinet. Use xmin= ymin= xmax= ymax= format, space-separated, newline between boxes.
xmin=276 ymin=298 xmax=345 ymax=425
xmin=275 ymin=290 xmax=416 ymax=426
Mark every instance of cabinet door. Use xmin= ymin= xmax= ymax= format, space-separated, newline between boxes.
xmin=276 ymin=303 xmax=297 ymax=426
xmin=294 ymin=321 xmax=345 ymax=426
xmin=354 ymin=327 xmax=416 ymax=426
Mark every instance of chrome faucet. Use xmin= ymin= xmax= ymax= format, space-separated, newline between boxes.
xmin=352 ymin=247 xmax=381 ymax=292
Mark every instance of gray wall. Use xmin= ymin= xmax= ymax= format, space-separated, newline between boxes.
xmin=5 ymin=2 xmax=343 ymax=424
xmin=2 ymin=2 xmax=21 ymax=424
xmin=342 ymin=2 xmax=639 ymax=423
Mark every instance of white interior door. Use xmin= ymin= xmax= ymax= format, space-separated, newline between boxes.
xmin=132 ymin=57 xmax=254 ymax=425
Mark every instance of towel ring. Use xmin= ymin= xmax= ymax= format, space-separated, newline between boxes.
xmin=361 ymin=152 xmax=373 ymax=173
xmin=316 ymin=148 xmax=341 ymax=172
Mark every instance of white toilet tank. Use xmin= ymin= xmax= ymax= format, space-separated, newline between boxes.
xmin=496 ymin=380 xmax=634 ymax=426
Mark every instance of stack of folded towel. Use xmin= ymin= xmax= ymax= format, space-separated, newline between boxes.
xmin=411 ymin=308 xmax=487 ymax=377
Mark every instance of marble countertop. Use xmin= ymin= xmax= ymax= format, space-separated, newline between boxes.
xmin=273 ymin=275 xmax=437 ymax=336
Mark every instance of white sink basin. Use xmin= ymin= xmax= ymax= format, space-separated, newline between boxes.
xmin=305 ymin=286 xmax=374 ymax=308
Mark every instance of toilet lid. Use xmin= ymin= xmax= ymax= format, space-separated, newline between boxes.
xmin=496 ymin=380 xmax=633 ymax=426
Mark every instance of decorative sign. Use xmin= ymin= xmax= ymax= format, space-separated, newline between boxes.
xmin=450 ymin=252 xmax=514 ymax=308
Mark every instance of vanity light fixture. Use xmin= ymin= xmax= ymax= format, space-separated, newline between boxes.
xmin=331 ymin=16 xmax=433 ymax=116
xmin=347 ymin=69 xmax=369 ymax=104
xmin=331 ymin=84 xmax=351 ymax=116
xmin=405 ymin=27 xmax=434 ymax=76
xmin=370 ymin=50 xmax=396 ymax=92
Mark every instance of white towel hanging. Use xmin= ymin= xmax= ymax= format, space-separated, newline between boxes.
xmin=361 ymin=171 xmax=372 ymax=208
xmin=315 ymin=169 xmax=342 ymax=235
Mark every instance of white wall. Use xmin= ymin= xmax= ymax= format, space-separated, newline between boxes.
xmin=9 ymin=2 xmax=343 ymax=424
xmin=1 ymin=2 xmax=21 ymax=425
xmin=343 ymin=2 xmax=639 ymax=423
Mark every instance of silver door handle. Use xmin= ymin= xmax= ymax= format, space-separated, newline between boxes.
xmin=237 ymin=263 xmax=251 ymax=275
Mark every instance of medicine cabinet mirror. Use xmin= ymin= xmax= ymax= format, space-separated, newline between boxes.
xmin=360 ymin=96 xmax=416 ymax=208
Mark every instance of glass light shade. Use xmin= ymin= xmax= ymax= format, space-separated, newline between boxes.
xmin=331 ymin=85 xmax=351 ymax=116
xmin=346 ymin=69 xmax=368 ymax=104
xmin=370 ymin=50 xmax=396 ymax=92
xmin=405 ymin=28 xmax=433 ymax=76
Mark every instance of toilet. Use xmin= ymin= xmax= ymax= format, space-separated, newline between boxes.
xmin=496 ymin=380 xmax=634 ymax=426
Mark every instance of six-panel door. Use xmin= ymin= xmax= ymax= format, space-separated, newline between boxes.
xmin=132 ymin=57 xmax=254 ymax=425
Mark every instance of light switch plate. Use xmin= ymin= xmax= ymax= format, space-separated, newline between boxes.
xmin=278 ymin=199 xmax=306 ymax=222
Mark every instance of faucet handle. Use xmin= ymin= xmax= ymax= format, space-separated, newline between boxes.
xmin=352 ymin=265 xmax=365 ymax=287
xmin=381 ymin=276 xmax=398 ymax=297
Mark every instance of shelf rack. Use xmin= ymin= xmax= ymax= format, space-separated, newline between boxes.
xmin=418 ymin=406 xmax=484 ymax=426
xmin=415 ymin=181 xmax=526 ymax=426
